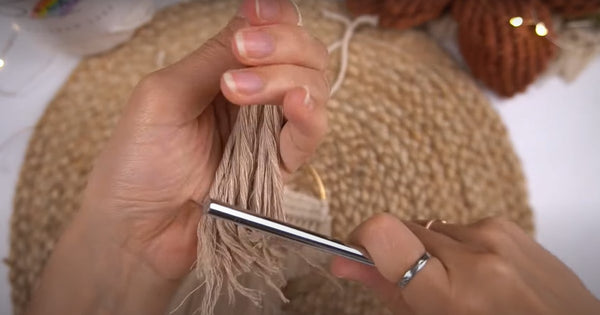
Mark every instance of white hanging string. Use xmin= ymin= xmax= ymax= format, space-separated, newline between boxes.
xmin=322 ymin=10 xmax=378 ymax=96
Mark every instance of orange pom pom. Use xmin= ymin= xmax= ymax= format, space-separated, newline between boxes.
xmin=453 ymin=0 xmax=556 ymax=97
xmin=347 ymin=0 xmax=452 ymax=30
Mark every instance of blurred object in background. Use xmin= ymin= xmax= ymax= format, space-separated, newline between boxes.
xmin=0 ymin=20 xmax=55 ymax=96
xmin=0 ymin=0 xmax=155 ymax=96
xmin=346 ymin=0 xmax=600 ymax=98
xmin=0 ymin=0 xmax=155 ymax=55
xmin=544 ymin=0 xmax=600 ymax=19
xmin=550 ymin=17 xmax=600 ymax=83
xmin=346 ymin=0 xmax=452 ymax=30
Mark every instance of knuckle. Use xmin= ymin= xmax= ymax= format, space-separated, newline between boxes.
xmin=368 ymin=212 xmax=399 ymax=230
xmin=479 ymin=217 xmax=513 ymax=230
xmin=216 ymin=23 xmax=237 ymax=49
xmin=204 ymin=35 xmax=231 ymax=58
xmin=137 ymin=72 xmax=165 ymax=93
xmin=472 ymin=217 xmax=513 ymax=248
xmin=356 ymin=213 xmax=399 ymax=244
xmin=199 ymin=23 xmax=237 ymax=59
xmin=492 ymin=217 xmax=524 ymax=236
xmin=129 ymin=71 xmax=172 ymax=119
xmin=134 ymin=71 xmax=170 ymax=104
xmin=293 ymin=26 xmax=329 ymax=70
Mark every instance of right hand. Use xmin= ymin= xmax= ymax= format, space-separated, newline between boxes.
xmin=331 ymin=214 xmax=600 ymax=314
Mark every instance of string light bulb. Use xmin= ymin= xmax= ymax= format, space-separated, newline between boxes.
xmin=535 ymin=22 xmax=549 ymax=37
xmin=509 ymin=16 xmax=524 ymax=27
xmin=0 ymin=59 xmax=5 ymax=69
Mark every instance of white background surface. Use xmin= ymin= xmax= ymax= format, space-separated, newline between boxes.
xmin=1 ymin=5 xmax=599 ymax=315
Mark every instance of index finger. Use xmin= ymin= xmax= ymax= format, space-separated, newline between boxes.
xmin=333 ymin=213 xmax=451 ymax=314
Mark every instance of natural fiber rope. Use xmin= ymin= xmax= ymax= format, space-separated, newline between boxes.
xmin=194 ymin=104 xmax=286 ymax=314
xmin=8 ymin=1 xmax=532 ymax=314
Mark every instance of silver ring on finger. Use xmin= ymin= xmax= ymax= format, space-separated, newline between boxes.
xmin=398 ymin=252 xmax=431 ymax=288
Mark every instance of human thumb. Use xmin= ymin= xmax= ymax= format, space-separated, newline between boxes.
xmin=124 ymin=13 xmax=248 ymax=125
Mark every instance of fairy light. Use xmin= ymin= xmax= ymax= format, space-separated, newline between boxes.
xmin=509 ymin=16 xmax=549 ymax=38
xmin=509 ymin=16 xmax=524 ymax=27
xmin=0 ymin=59 xmax=5 ymax=69
xmin=535 ymin=22 xmax=549 ymax=37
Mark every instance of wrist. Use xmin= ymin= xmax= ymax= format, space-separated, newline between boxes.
xmin=71 ymin=209 xmax=180 ymax=314
xmin=27 ymin=208 xmax=179 ymax=315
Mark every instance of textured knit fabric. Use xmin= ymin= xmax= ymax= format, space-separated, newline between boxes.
xmin=453 ymin=0 xmax=556 ymax=97
xmin=347 ymin=0 xmax=452 ymax=30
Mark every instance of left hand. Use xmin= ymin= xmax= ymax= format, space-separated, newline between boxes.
xmin=26 ymin=1 xmax=329 ymax=314
xmin=80 ymin=0 xmax=329 ymax=282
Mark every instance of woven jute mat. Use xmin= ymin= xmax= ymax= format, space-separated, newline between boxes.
xmin=8 ymin=0 xmax=532 ymax=314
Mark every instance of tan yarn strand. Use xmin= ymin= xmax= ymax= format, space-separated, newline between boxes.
xmin=194 ymin=105 xmax=285 ymax=314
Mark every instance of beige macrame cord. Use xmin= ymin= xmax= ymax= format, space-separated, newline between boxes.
xmin=178 ymin=9 xmax=378 ymax=315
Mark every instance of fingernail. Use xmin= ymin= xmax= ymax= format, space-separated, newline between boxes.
xmin=256 ymin=0 xmax=281 ymax=21
xmin=235 ymin=30 xmax=275 ymax=58
xmin=301 ymin=85 xmax=313 ymax=110
xmin=223 ymin=70 xmax=264 ymax=94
